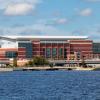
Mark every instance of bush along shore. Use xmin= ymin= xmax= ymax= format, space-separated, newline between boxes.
xmin=0 ymin=56 xmax=99 ymax=71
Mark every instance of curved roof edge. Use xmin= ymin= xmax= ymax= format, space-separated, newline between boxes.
xmin=0 ymin=36 xmax=88 ymax=40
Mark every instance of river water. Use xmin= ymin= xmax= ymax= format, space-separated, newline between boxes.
xmin=0 ymin=71 xmax=100 ymax=100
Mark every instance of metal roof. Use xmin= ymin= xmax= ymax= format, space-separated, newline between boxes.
xmin=0 ymin=36 xmax=88 ymax=41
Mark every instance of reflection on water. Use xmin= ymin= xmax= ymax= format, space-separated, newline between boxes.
xmin=0 ymin=71 xmax=100 ymax=100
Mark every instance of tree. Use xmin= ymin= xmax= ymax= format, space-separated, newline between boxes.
xmin=13 ymin=52 xmax=18 ymax=67
xmin=25 ymin=56 xmax=49 ymax=67
xmin=33 ymin=56 xmax=49 ymax=66
xmin=49 ymin=63 xmax=53 ymax=68
xmin=28 ymin=60 xmax=34 ymax=67
xmin=81 ymin=56 xmax=87 ymax=68
xmin=13 ymin=58 xmax=17 ymax=67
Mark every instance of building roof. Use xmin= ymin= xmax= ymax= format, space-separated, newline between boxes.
xmin=0 ymin=36 xmax=88 ymax=41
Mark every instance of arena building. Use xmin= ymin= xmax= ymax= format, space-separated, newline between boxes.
xmin=0 ymin=36 xmax=96 ymax=62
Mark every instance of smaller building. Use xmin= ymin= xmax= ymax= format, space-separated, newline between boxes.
xmin=93 ymin=43 xmax=100 ymax=59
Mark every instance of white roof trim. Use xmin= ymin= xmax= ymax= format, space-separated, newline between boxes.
xmin=0 ymin=36 xmax=88 ymax=41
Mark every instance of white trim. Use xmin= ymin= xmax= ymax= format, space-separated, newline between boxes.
xmin=1 ymin=36 xmax=88 ymax=40
xmin=18 ymin=55 xmax=26 ymax=56
xmin=70 ymin=43 xmax=92 ymax=44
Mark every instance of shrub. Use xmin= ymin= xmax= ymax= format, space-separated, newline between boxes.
xmin=13 ymin=58 xmax=17 ymax=67
xmin=33 ymin=56 xmax=49 ymax=66
xmin=26 ymin=56 xmax=49 ymax=67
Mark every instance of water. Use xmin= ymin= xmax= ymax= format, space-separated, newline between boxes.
xmin=0 ymin=71 xmax=100 ymax=100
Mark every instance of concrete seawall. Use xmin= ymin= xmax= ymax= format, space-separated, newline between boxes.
xmin=0 ymin=68 xmax=13 ymax=72
xmin=0 ymin=66 xmax=99 ymax=72
xmin=0 ymin=67 xmax=75 ymax=72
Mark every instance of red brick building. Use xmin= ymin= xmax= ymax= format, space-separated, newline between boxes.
xmin=0 ymin=36 xmax=94 ymax=61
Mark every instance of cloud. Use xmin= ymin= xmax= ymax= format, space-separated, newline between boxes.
xmin=88 ymin=31 xmax=100 ymax=41
xmin=0 ymin=26 xmax=42 ymax=36
xmin=85 ymin=0 xmax=100 ymax=2
xmin=32 ymin=24 xmax=68 ymax=35
xmin=80 ymin=8 xmax=92 ymax=16
xmin=72 ymin=25 xmax=100 ymax=41
xmin=37 ymin=18 xmax=69 ymax=26
xmin=4 ymin=3 xmax=33 ymax=16
xmin=0 ymin=23 xmax=70 ymax=37
xmin=79 ymin=8 xmax=92 ymax=16
xmin=0 ymin=0 xmax=42 ymax=15
xmin=0 ymin=0 xmax=41 ymax=9
xmin=55 ymin=18 xmax=68 ymax=24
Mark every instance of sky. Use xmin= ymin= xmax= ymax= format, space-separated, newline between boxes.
xmin=0 ymin=0 xmax=100 ymax=41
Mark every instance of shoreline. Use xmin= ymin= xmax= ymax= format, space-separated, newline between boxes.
xmin=0 ymin=68 xmax=13 ymax=72
xmin=0 ymin=66 xmax=98 ymax=72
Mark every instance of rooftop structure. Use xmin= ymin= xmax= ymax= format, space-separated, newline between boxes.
xmin=0 ymin=36 xmax=88 ymax=41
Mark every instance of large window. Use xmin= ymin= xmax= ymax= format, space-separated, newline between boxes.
xmin=58 ymin=48 xmax=63 ymax=56
xmin=52 ymin=48 xmax=57 ymax=58
xmin=93 ymin=43 xmax=100 ymax=53
xmin=64 ymin=48 xmax=67 ymax=58
xmin=58 ymin=48 xmax=63 ymax=59
xmin=6 ymin=51 xmax=18 ymax=58
xmin=18 ymin=42 xmax=33 ymax=58
xmin=46 ymin=48 xmax=51 ymax=58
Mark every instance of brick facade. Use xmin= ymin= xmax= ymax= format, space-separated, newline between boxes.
xmin=0 ymin=39 xmax=99 ymax=60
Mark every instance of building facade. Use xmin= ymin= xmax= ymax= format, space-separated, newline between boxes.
xmin=92 ymin=43 xmax=100 ymax=59
xmin=17 ymin=36 xmax=94 ymax=60
xmin=0 ymin=36 xmax=96 ymax=61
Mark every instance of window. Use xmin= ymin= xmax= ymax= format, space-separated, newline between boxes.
xmin=58 ymin=48 xmax=63 ymax=56
xmin=6 ymin=51 xmax=18 ymax=58
xmin=46 ymin=48 xmax=51 ymax=58
xmin=18 ymin=42 xmax=33 ymax=58
xmin=93 ymin=43 xmax=100 ymax=53
xmin=64 ymin=48 xmax=67 ymax=58
xmin=52 ymin=48 xmax=57 ymax=58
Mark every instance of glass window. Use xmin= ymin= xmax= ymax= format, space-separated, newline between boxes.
xmin=58 ymin=48 xmax=63 ymax=56
xmin=64 ymin=48 xmax=67 ymax=58
xmin=18 ymin=42 xmax=33 ymax=58
xmin=52 ymin=48 xmax=57 ymax=57
xmin=46 ymin=48 xmax=51 ymax=58
xmin=93 ymin=43 xmax=100 ymax=53
xmin=6 ymin=51 xmax=18 ymax=58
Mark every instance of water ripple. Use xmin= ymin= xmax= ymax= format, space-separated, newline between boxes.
xmin=0 ymin=71 xmax=100 ymax=100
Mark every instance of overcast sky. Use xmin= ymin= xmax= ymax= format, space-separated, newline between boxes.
xmin=0 ymin=0 xmax=100 ymax=41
